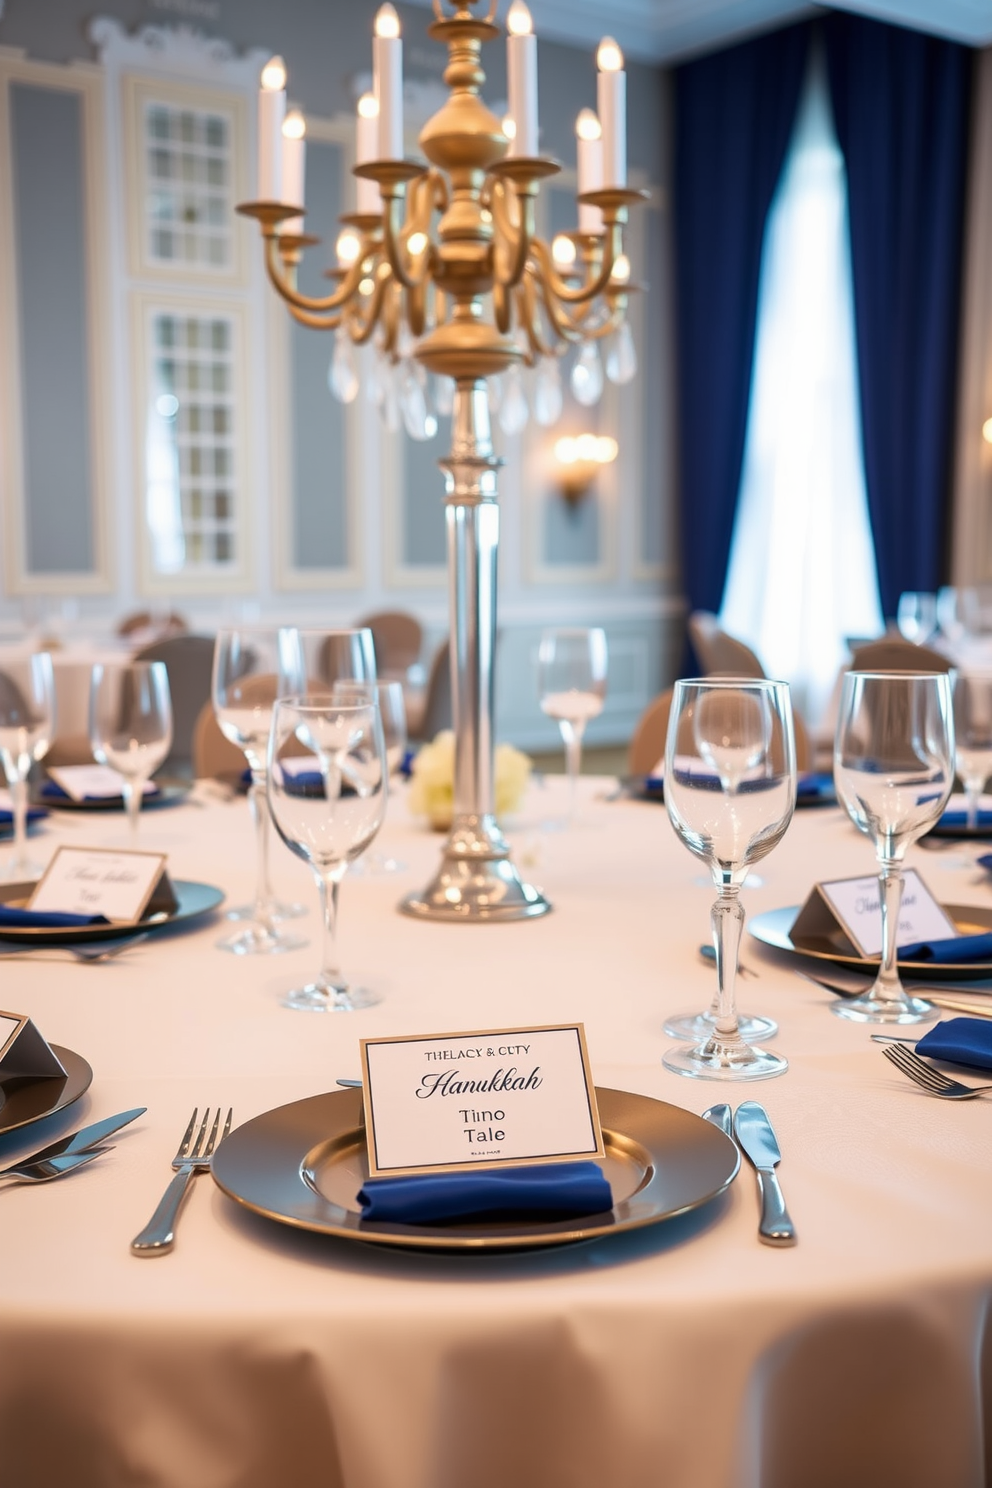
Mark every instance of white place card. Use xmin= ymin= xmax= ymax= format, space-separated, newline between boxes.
xmin=29 ymin=847 xmax=174 ymax=924
xmin=791 ymin=868 xmax=958 ymax=959
xmin=0 ymin=1010 xmax=67 ymax=1083
xmin=360 ymin=1023 xmax=605 ymax=1178
xmin=47 ymin=765 xmax=156 ymax=801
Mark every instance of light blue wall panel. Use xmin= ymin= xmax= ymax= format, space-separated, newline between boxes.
xmin=402 ymin=414 xmax=448 ymax=566
xmin=11 ymin=82 xmax=94 ymax=574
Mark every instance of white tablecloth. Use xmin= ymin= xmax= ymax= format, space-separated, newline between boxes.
xmin=1 ymin=780 xmax=991 ymax=1488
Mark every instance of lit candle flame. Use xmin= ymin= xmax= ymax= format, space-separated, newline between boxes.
xmin=375 ymin=3 xmax=401 ymax=40
xmin=261 ymin=56 xmax=286 ymax=91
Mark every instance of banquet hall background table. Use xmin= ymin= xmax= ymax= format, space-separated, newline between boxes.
xmin=2 ymin=777 xmax=992 ymax=1488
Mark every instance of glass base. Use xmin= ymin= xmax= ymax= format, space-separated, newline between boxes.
xmin=664 ymin=1010 xmax=778 ymax=1043
xmin=217 ymin=923 xmax=308 ymax=956
xmin=663 ymin=1036 xmax=788 ymax=1082
xmin=830 ymin=989 xmax=936 ymax=1025
xmin=227 ymin=898 xmax=307 ymax=922
xmin=281 ymin=979 xmax=381 ymax=1012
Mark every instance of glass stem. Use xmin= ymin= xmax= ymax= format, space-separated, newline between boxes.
xmin=965 ymin=780 xmax=981 ymax=831
xmin=874 ymin=859 xmax=904 ymax=1002
xmin=712 ymin=887 xmax=745 ymax=1043
xmin=249 ymin=773 xmax=275 ymax=933
xmin=121 ymin=778 xmax=141 ymax=846
xmin=10 ymin=772 xmax=28 ymax=872
xmin=317 ymin=866 xmax=346 ymax=993
xmin=561 ymin=720 xmax=585 ymax=824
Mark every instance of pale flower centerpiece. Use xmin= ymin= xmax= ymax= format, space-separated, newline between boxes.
xmin=409 ymin=731 xmax=532 ymax=831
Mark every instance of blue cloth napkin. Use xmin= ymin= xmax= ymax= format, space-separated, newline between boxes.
xmin=0 ymin=906 xmax=110 ymax=927
xmin=937 ymin=808 xmax=992 ymax=828
xmin=897 ymin=933 xmax=992 ymax=963
xmin=40 ymin=780 xmax=159 ymax=803
xmin=0 ymin=806 xmax=46 ymax=824
xmin=917 ymin=1017 xmax=992 ymax=1071
xmin=357 ymin=1161 xmax=613 ymax=1225
xmin=797 ymin=772 xmax=835 ymax=801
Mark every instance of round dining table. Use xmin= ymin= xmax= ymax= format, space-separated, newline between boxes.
xmin=0 ymin=775 xmax=990 ymax=1488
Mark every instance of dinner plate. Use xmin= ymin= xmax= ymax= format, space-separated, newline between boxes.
xmin=623 ymin=776 xmax=836 ymax=808
xmin=210 ymin=1086 xmax=740 ymax=1252
xmin=749 ymin=902 xmax=992 ymax=981
xmin=0 ymin=1045 xmax=92 ymax=1137
xmin=35 ymin=781 xmax=190 ymax=813
xmin=927 ymin=820 xmax=992 ymax=841
xmin=0 ymin=879 xmax=225 ymax=945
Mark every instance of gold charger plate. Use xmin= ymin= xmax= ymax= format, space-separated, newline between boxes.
xmin=0 ymin=879 xmax=225 ymax=945
xmin=749 ymin=902 xmax=992 ymax=981
xmin=0 ymin=1045 xmax=92 ymax=1136
xmin=211 ymin=1087 xmax=740 ymax=1252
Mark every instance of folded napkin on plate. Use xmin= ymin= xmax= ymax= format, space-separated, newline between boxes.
xmin=936 ymin=808 xmax=992 ymax=828
xmin=358 ymin=1161 xmax=613 ymax=1225
xmin=797 ymin=772 xmax=835 ymax=800
xmin=0 ymin=906 xmax=110 ymax=927
xmin=917 ymin=1017 xmax=992 ymax=1071
xmin=897 ymin=932 xmax=992 ymax=963
xmin=0 ymin=806 xmax=46 ymax=824
xmin=40 ymin=780 xmax=159 ymax=803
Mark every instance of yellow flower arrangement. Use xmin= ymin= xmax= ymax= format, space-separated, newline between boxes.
xmin=408 ymin=730 xmax=532 ymax=830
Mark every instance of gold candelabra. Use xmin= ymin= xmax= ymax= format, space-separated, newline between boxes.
xmin=238 ymin=0 xmax=644 ymax=923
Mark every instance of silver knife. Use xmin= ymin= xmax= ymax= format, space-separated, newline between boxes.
xmin=733 ymin=1102 xmax=796 ymax=1247
xmin=0 ymin=1107 xmax=146 ymax=1175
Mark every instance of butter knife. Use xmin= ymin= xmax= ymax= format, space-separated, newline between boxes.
xmin=0 ymin=1107 xmax=146 ymax=1175
xmin=733 ymin=1102 xmax=796 ymax=1247
xmin=702 ymin=1103 xmax=734 ymax=1139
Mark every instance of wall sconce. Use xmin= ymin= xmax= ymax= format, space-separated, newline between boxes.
xmin=553 ymin=433 xmax=619 ymax=506
xmin=983 ymin=417 xmax=992 ymax=444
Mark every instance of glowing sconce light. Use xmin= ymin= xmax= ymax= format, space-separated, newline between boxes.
xmin=983 ymin=417 xmax=992 ymax=445
xmin=553 ymin=432 xmax=618 ymax=505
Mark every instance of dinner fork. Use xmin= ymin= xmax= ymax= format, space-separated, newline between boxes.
xmin=130 ymin=1107 xmax=232 ymax=1256
xmin=882 ymin=1044 xmax=992 ymax=1100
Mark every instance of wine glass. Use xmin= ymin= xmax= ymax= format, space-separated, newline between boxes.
xmin=212 ymin=628 xmax=306 ymax=954
xmin=833 ymin=670 xmax=954 ymax=1023
xmin=334 ymin=680 xmax=408 ymax=874
xmin=90 ymin=662 xmax=173 ymax=845
xmin=268 ymin=697 xmax=387 ymax=1011
xmin=951 ymin=672 xmax=992 ymax=830
xmin=0 ymin=652 xmax=55 ymax=879
xmin=663 ymin=679 xmax=797 ymax=1081
xmin=538 ymin=628 xmax=607 ymax=824
xmin=897 ymin=592 xmax=938 ymax=645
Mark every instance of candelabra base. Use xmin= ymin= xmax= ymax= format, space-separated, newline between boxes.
xmin=400 ymin=816 xmax=551 ymax=923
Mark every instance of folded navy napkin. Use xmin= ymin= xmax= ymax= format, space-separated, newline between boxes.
xmin=897 ymin=933 xmax=992 ymax=964
xmin=357 ymin=1161 xmax=613 ymax=1225
xmin=0 ymin=906 xmax=110 ymax=927
xmin=797 ymin=772 xmax=835 ymax=801
xmin=0 ymin=805 xmax=46 ymax=824
xmin=917 ymin=1018 xmax=992 ymax=1071
xmin=40 ymin=780 xmax=159 ymax=804
xmin=937 ymin=808 xmax=992 ymax=828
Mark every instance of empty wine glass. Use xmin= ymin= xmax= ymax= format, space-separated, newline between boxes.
xmin=334 ymin=679 xmax=408 ymax=874
xmin=897 ymin=592 xmax=938 ymax=645
xmin=951 ymin=672 xmax=992 ymax=830
xmin=834 ymin=670 xmax=954 ymax=1023
xmin=663 ymin=679 xmax=797 ymax=1081
xmin=212 ymin=628 xmax=306 ymax=954
xmin=0 ymin=652 xmax=55 ymax=879
xmin=90 ymin=662 xmax=173 ymax=845
xmin=538 ymin=627 xmax=607 ymax=824
xmin=268 ymin=697 xmax=387 ymax=1011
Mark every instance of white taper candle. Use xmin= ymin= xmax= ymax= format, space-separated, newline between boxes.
xmin=355 ymin=92 xmax=381 ymax=215
xmin=257 ymin=55 xmax=286 ymax=201
xmin=281 ymin=109 xmax=306 ymax=234
xmin=596 ymin=37 xmax=626 ymax=188
xmin=506 ymin=0 xmax=538 ymax=158
xmin=576 ymin=108 xmax=603 ymax=233
xmin=373 ymin=4 xmax=403 ymax=161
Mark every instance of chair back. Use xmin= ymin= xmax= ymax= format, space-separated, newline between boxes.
xmin=356 ymin=611 xmax=423 ymax=676
xmin=409 ymin=640 xmax=451 ymax=742
xmin=192 ymin=701 xmax=246 ymax=781
xmin=849 ymin=639 xmax=951 ymax=674
xmin=628 ymin=690 xmax=673 ymax=776
xmin=134 ymin=635 xmax=215 ymax=777
xmin=688 ymin=612 xmax=766 ymax=679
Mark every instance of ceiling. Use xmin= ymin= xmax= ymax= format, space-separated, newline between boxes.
xmin=405 ymin=0 xmax=992 ymax=63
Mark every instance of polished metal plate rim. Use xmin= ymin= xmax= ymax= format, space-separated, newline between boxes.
xmin=210 ymin=1086 xmax=740 ymax=1252
xmin=0 ymin=1045 xmax=93 ymax=1136
xmin=749 ymin=902 xmax=992 ymax=981
xmin=926 ymin=821 xmax=992 ymax=841
xmin=0 ymin=879 xmax=225 ymax=945
xmin=34 ymin=782 xmax=190 ymax=813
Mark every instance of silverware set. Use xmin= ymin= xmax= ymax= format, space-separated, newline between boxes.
xmin=796 ymin=967 xmax=992 ymax=1020
xmin=0 ymin=1107 xmax=145 ymax=1188
xmin=880 ymin=1043 xmax=992 ymax=1100
xmin=703 ymin=1101 xmax=796 ymax=1246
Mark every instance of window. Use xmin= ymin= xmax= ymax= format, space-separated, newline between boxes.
xmin=144 ymin=101 xmax=231 ymax=270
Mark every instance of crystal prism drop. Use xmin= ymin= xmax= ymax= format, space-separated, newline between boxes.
xmin=498 ymin=367 xmax=529 ymax=435
xmin=534 ymin=358 xmax=563 ymax=426
xmin=400 ymin=362 xmax=433 ymax=440
xmin=328 ymin=331 xmax=359 ymax=404
xmin=571 ymin=341 xmax=604 ymax=407
xmin=605 ymin=321 xmax=637 ymax=385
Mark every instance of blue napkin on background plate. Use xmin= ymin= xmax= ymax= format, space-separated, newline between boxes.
xmin=0 ymin=806 xmax=46 ymax=824
xmin=0 ymin=906 xmax=110 ymax=927
xmin=937 ymin=808 xmax=992 ymax=828
xmin=797 ymin=772 xmax=835 ymax=801
xmin=897 ymin=933 xmax=992 ymax=963
xmin=357 ymin=1161 xmax=613 ymax=1225
xmin=40 ymin=780 xmax=159 ymax=804
xmin=917 ymin=1018 xmax=992 ymax=1071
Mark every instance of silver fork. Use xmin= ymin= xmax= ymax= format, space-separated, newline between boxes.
xmin=882 ymin=1044 xmax=992 ymax=1100
xmin=130 ymin=1107 xmax=232 ymax=1255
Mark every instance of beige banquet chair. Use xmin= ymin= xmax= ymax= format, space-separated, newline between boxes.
xmin=192 ymin=700 xmax=246 ymax=781
xmin=849 ymin=639 xmax=951 ymax=673
xmin=408 ymin=639 xmax=452 ymax=742
xmin=628 ymin=686 xmax=811 ymax=777
xmin=688 ymin=611 xmax=766 ymax=679
xmin=135 ymin=634 xmax=215 ymax=778
xmin=355 ymin=610 xmax=423 ymax=679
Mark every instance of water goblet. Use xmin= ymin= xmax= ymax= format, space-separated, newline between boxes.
xmin=268 ymin=697 xmax=387 ymax=1011
xmin=90 ymin=662 xmax=173 ymax=846
xmin=950 ymin=672 xmax=992 ymax=831
xmin=212 ymin=628 xmax=306 ymax=954
xmin=538 ymin=627 xmax=607 ymax=825
xmin=0 ymin=652 xmax=55 ymax=879
xmin=897 ymin=592 xmax=938 ymax=645
xmin=334 ymin=679 xmax=408 ymax=874
xmin=663 ymin=679 xmax=797 ymax=1081
xmin=833 ymin=670 xmax=955 ymax=1023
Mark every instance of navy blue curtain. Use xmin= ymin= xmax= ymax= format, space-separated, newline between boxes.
xmin=824 ymin=14 xmax=972 ymax=618
xmin=673 ymin=23 xmax=809 ymax=622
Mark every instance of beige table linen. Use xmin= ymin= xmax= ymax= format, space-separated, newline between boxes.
xmin=0 ymin=781 xmax=991 ymax=1488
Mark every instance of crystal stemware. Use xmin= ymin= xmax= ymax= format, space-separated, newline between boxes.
xmin=90 ymin=662 xmax=173 ymax=845
xmin=268 ymin=697 xmax=387 ymax=1011
xmin=0 ymin=651 xmax=55 ymax=880
xmin=897 ymin=592 xmax=938 ymax=645
xmin=663 ymin=679 xmax=797 ymax=1081
xmin=834 ymin=670 xmax=955 ymax=1023
xmin=334 ymin=679 xmax=407 ymax=874
xmin=538 ymin=627 xmax=607 ymax=825
xmin=212 ymin=628 xmax=306 ymax=954
xmin=951 ymin=671 xmax=992 ymax=830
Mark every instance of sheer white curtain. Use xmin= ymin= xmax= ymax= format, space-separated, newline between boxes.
xmin=720 ymin=43 xmax=883 ymax=727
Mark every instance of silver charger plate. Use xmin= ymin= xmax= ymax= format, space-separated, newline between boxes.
xmin=35 ymin=782 xmax=190 ymax=813
xmin=0 ymin=879 xmax=225 ymax=945
xmin=749 ymin=902 xmax=992 ymax=981
xmin=210 ymin=1086 xmax=740 ymax=1252
xmin=0 ymin=1045 xmax=92 ymax=1136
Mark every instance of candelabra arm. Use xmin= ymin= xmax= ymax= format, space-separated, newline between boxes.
xmin=528 ymin=226 xmax=620 ymax=307
xmin=262 ymin=228 xmax=374 ymax=315
xmin=287 ymin=302 xmax=344 ymax=332
xmin=516 ymin=279 xmax=556 ymax=360
xmin=527 ymin=261 xmax=601 ymax=344
xmin=490 ymin=179 xmax=532 ymax=292
xmin=341 ymin=262 xmax=392 ymax=345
